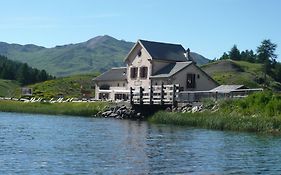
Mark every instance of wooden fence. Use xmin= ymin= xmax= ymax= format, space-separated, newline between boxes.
xmin=177 ymin=88 xmax=263 ymax=102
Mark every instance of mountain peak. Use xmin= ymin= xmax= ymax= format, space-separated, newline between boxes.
xmin=85 ymin=35 xmax=117 ymax=49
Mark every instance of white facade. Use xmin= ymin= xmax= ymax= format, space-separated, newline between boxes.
xmin=125 ymin=43 xmax=152 ymax=91
xmin=95 ymin=81 xmax=128 ymax=100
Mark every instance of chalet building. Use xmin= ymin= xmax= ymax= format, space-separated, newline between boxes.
xmin=93 ymin=40 xmax=218 ymax=100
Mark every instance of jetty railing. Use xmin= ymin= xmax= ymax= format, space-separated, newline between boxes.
xmin=177 ymin=88 xmax=263 ymax=102
xmin=130 ymin=84 xmax=180 ymax=106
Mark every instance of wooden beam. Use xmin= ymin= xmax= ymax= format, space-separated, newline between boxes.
xmin=140 ymin=86 xmax=143 ymax=105
xmin=130 ymin=87 xmax=134 ymax=105
xmin=172 ymin=84 xmax=177 ymax=108
xmin=150 ymin=83 xmax=153 ymax=105
xmin=160 ymin=82 xmax=164 ymax=105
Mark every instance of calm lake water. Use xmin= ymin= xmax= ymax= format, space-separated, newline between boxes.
xmin=1 ymin=112 xmax=281 ymax=174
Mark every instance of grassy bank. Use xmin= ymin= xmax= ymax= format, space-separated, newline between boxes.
xmin=149 ymin=92 xmax=281 ymax=133
xmin=0 ymin=101 xmax=108 ymax=117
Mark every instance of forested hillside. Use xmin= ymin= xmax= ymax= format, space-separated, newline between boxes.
xmin=0 ymin=55 xmax=54 ymax=85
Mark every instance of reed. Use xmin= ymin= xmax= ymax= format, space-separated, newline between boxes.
xmin=149 ymin=92 xmax=281 ymax=133
xmin=0 ymin=101 xmax=108 ymax=117
xmin=150 ymin=111 xmax=281 ymax=133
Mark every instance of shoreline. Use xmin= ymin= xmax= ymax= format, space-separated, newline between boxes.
xmin=1 ymin=91 xmax=281 ymax=134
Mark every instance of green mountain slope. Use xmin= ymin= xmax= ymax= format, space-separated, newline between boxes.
xmin=0 ymin=35 xmax=209 ymax=77
xmin=0 ymin=79 xmax=20 ymax=97
xmin=202 ymin=60 xmax=281 ymax=90
xmin=190 ymin=52 xmax=209 ymax=65
xmin=0 ymin=35 xmax=134 ymax=77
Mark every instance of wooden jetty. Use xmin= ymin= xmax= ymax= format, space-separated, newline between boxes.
xmin=130 ymin=83 xmax=263 ymax=107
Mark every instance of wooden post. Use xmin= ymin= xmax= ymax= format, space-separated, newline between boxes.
xmin=215 ymin=91 xmax=218 ymax=101
xmin=130 ymin=87 xmax=134 ymax=105
xmin=172 ymin=84 xmax=177 ymax=107
xmin=160 ymin=82 xmax=164 ymax=105
xmin=150 ymin=83 xmax=153 ymax=105
xmin=139 ymin=86 xmax=143 ymax=105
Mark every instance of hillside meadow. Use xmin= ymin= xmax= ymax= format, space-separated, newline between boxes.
xmin=202 ymin=60 xmax=281 ymax=90
xmin=28 ymin=73 xmax=99 ymax=99
xmin=0 ymin=79 xmax=20 ymax=97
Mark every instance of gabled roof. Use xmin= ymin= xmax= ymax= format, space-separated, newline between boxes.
xmin=150 ymin=62 xmax=193 ymax=78
xmin=93 ymin=67 xmax=127 ymax=81
xmin=139 ymin=40 xmax=188 ymax=62
xmin=210 ymin=85 xmax=246 ymax=93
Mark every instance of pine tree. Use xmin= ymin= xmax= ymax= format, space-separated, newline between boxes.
xmin=220 ymin=52 xmax=230 ymax=60
xmin=229 ymin=45 xmax=241 ymax=60
xmin=256 ymin=39 xmax=277 ymax=86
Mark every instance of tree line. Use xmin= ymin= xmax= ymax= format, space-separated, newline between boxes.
xmin=215 ymin=39 xmax=280 ymax=85
xmin=0 ymin=55 xmax=54 ymax=85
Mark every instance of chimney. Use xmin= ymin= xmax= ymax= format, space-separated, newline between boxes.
xmin=186 ymin=48 xmax=191 ymax=60
xmin=186 ymin=48 xmax=196 ymax=64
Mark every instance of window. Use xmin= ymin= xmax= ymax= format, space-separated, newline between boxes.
xmin=140 ymin=66 xmax=148 ymax=79
xmin=123 ymin=83 xmax=125 ymax=87
xmin=117 ymin=83 xmax=119 ymax=87
xmin=130 ymin=67 xmax=138 ymax=79
xmin=138 ymin=50 xmax=142 ymax=57
xmin=100 ymin=84 xmax=110 ymax=90
xmin=186 ymin=74 xmax=196 ymax=88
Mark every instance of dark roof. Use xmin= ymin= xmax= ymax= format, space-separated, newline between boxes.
xmin=150 ymin=62 xmax=193 ymax=78
xmin=93 ymin=67 xmax=127 ymax=81
xmin=139 ymin=40 xmax=188 ymax=62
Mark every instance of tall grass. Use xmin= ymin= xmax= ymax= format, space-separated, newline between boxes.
xmin=149 ymin=92 xmax=281 ymax=133
xmin=150 ymin=111 xmax=281 ymax=133
xmin=0 ymin=101 xmax=108 ymax=117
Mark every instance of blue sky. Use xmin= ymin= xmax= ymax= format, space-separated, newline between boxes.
xmin=1 ymin=0 xmax=280 ymax=60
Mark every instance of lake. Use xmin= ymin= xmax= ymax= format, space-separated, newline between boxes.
xmin=1 ymin=112 xmax=281 ymax=174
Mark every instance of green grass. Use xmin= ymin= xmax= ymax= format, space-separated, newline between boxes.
xmin=149 ymin=111 xmax=281 ymax=133
xmin=149 ymin=92 xmax=281 ymax=133
xmin=29 ymin=73 xmax=99 ymax=99
xmin=0 ymin=79 xmax=20 ymax=97
xmin=0 ymin=101 xmax=108 ymax=117
xmin=233 ymin=60 xmax=262 ymax=72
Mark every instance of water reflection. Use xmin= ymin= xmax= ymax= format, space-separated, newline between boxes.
xmin=0 ymin=112 xmax=281 ymax=174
